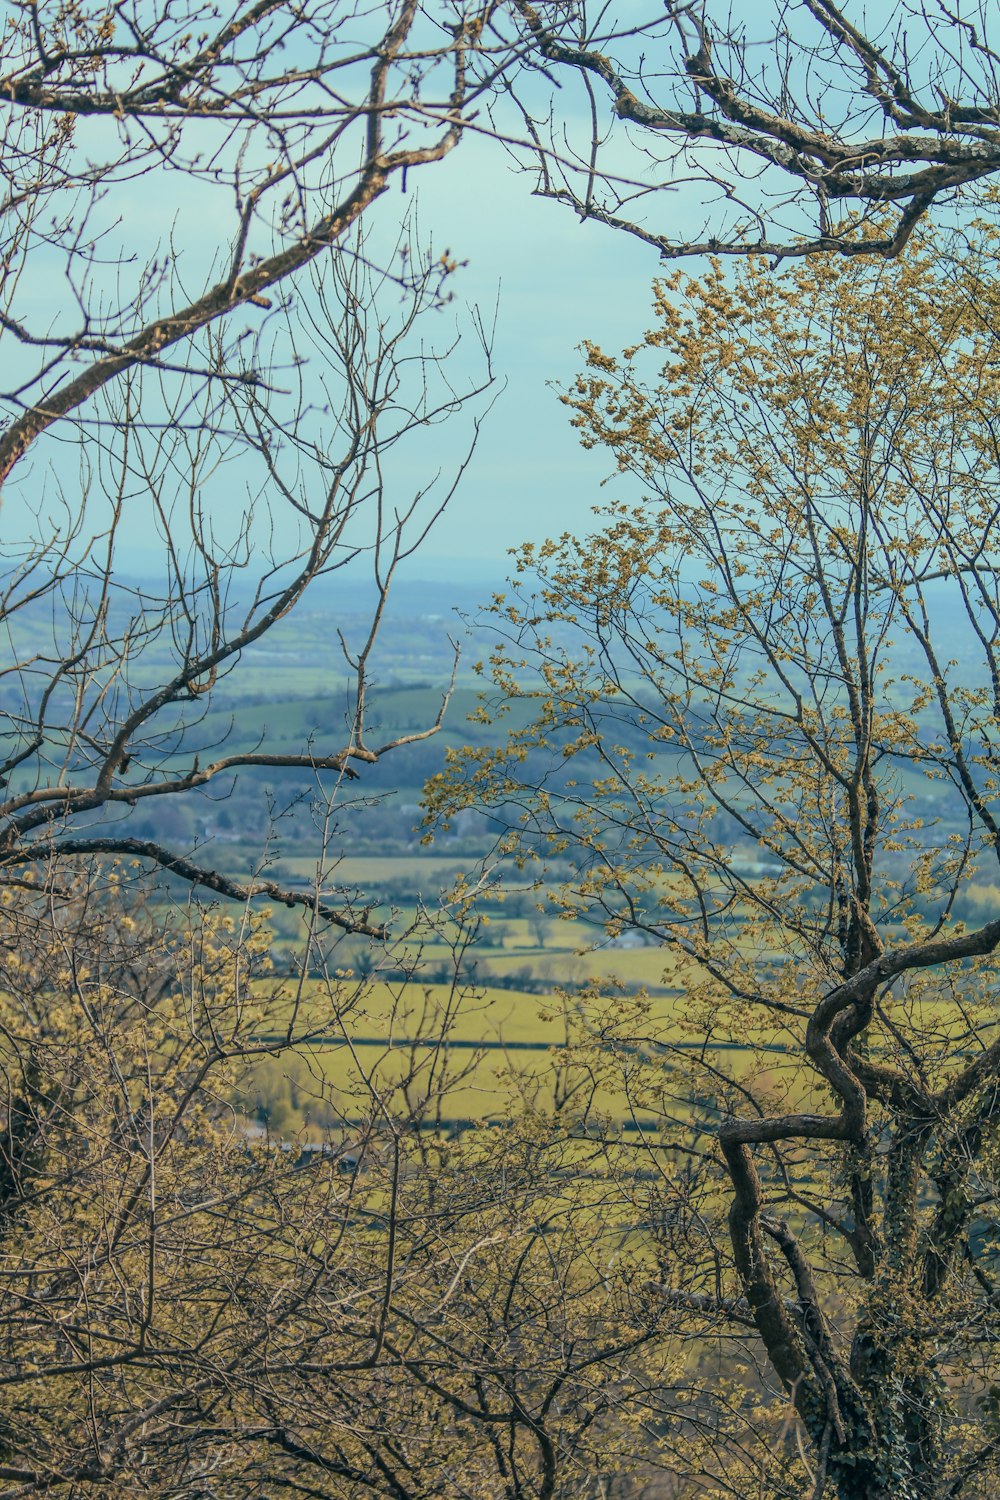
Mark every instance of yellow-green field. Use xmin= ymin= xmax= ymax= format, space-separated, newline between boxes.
xmin=238 ymin=972 xmax=808 ymax=1136
xmin=237 ymin=857 xmax=1000 ymax=1140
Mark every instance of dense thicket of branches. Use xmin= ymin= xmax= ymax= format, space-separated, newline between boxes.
xmin=0 ymin=883 xmax=703 ymax=1497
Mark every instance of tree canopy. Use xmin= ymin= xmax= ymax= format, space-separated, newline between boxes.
xmin=431 ymin=223 xmax=1000 ymax=1497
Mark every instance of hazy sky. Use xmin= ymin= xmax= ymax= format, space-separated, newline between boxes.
xmin=5 ymin=114 xmax=692 ymax=587
xmin=391 ymin=136 xmax=671 ymax=576
xmin=96 ymin=132 xmax=679 ymax=581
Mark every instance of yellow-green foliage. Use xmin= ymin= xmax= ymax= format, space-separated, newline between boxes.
xmin=426 ymin=222 xmax=1000 ymax=1498
xmin=0 ymin=877 xmax=806 ymax=1498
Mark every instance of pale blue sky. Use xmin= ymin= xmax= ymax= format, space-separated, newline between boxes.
xmin=3 ymin=113 xmax=692 ymax=586
xmin=87 ymin=133 xmax=675 ymax=580
xmin=387 ymin=136 xmax=673 ymax=573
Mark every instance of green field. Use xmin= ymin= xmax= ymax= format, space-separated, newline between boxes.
xmin=270 ymin=854 xmax=477 ymax=886
xmin=235 ymin=965 xmax=810 ymax=1139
